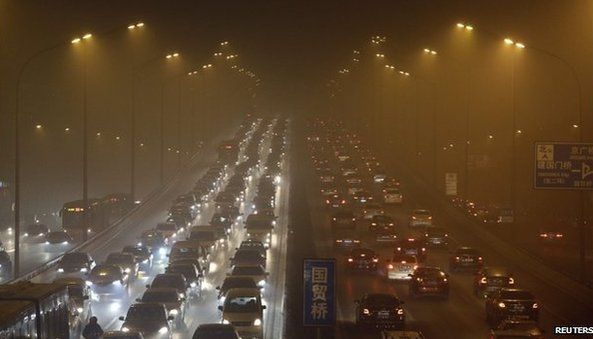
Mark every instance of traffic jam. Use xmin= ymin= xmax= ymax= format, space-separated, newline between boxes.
xmin=28 ymin=116 xmax=288 ymax=339
xmin=306 ymin=118 xmax=543 ymax=338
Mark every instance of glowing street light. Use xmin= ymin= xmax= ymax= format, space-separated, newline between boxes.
xmin=64 ymin=127 xmax=70 ymax=132
xmin=128 ymin=22 xmax=145 ymax=30
xmin=35 ymin=124 xmax=42 ymax=129
xmin=220 ymin=41 xmax=229 ymax=46
xmin=423 ymin=48 xmax=438 ymax=55
xmin=572 ymin=124 xmax=579 ymax=128
xmin=515 ymin=42 xmax=525 ymax=49
xmin=375 ymin=53 xmax=385 ymax=58
xmin=504 ymin=38 xmax=514 ymax=45
xmin=166 ymin=52 xmax=180 ymax=59
xmin=456 ymin=22 xmax=474 ymax=31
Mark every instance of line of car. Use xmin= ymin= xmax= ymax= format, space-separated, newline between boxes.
xmin=307 ymin=118 xmax=545 ymax=339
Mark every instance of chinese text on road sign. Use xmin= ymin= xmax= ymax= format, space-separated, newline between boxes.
xmin=534 ymin=142 xmax=593 ymax=189
xmin=303 ymin=258 xmax=336 ymax=326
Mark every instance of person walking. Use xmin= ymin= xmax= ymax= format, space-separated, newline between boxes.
xmin=82 ymin=316 xmax=104 ymax=339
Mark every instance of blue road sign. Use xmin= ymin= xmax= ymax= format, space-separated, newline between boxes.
xmin=303 ymin=258 xmax=336 ymax=326
xmin=534 ymin=142 xmax=593 ymax=190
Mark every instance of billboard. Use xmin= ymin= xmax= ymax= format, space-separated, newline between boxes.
xmin=445 ymin=173 xmax=458 ymax=196
xmin=303 ymin=258 xmax=336 ymax=327
xmin=534 ymin=142 xmax=593 ymax=190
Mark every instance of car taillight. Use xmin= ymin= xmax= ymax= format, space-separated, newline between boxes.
xmin=396 ymin=308 xmax=404 ymax=315
xmin=455 ymin=256 xmax=460 ymax=261
xmin=332 ymin=218 xmax=336 ymax=221
xmin=341 ymin=200 xmax=346 ymax=204
xmin=421 ymin=248 xmax=426 ymax=252
xmin=532 ymin=303 xmax=538 ymax=309
xmin=348 ymin=258 xmax=353 ymax=262
xmin=539 ymin=233 xmax=548 ymax=238
xmin=478 ymin=257 xmax=483 ymax=261
xmin=325 ymin=200 xmax=330 ymax=204
xmin=413 ymin=265 xmax=418 ymax=270
xmin=372 ymin=258 xmax=379 ymax=263
xmin=480 ymin=277 xmax=487 ymax=284
xmin=556 ymin=234 xmax=563 ymax=238
xmin=498 ymin=302 xmax=506 ymax=308
xmin=509 ymin=277 xmax=515 ymax=284
xmin=362 ymin=308 xmax=370 ymax=315
xmin=387 ymin=264 xmax=394 ymax=269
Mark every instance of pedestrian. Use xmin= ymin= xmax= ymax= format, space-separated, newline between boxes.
xmin=82 ymin=316 xmax=104 ymax=339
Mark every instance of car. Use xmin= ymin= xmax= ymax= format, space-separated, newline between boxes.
xmin=210 ymin=213 xmax=234 ymax=234
xmin=346 ymin=248 xmax=379 ymax=272
xmin=45 ymin=230 xmax=73 ymax=245
xmin=87 ymin=265 xmax=129 ymax=299
xmin=228 ymin=265 xmax=269 ymax=288
xmin=355 ymin=293 xmax=405 ymax=329
xmin=139 ymin=230 xmax=168 ymax=255
xmin=474 ymin=266 xmax=516 ymax=298
xmin=170 ymin=203 xmax=197 ymax=221
xmin=230 ymin=249 xmax=267 ymax=268
xmin=369 ymin=215 xmax=396 ymax=233
xmin=122 ymin=245 xmax=153 ymax=272
xmin=188 ymin=227 xmax=224 ymax=251
xmin=538 ymin=227 xmax=565 ymax=245
xmin=344 ymin=173 xmax=363 ymax=185
xmin=408 ymin=266 xmax=449 ymax=298
xmin=381 ymin=187 xmax=404 ymax=204
xmin=394 ymin=238 xmax=427 ymax=262
xmin=218 ymin=288 xmax=266 ymax=339
xmin=238 ymin=239 xmax=267 ymax=258
xmin=423 ymin=226 xmax=449 ymax=247
xmin=217 ymin=276 xmax=260 ymax=303
xmin=192 ymin=324 xmax=241 ymax=339
xmin=53 ymin=277 xmax=93 ymax=328
xmin=165 ymin=263 xmax=203 ymax=298
xmin=384 ymin=254 xmax=418 ymax=281
xmin=381 ymin=331 xmax=425 ymax=339
xmin=244 ymin=216 xmax=274 ymax=248
xmin=490 ymin=320 xmax=545 ymax=338
xmin=449 ymin=246 xmax=483 ymax=272
xmin=102 ymin=331 xmax=145 ymax=339
xmin=105 ymin=252 xmax=139 ymax=279
xmin=333 ymin=232 xmax=361 ymax=251
xmin=330 ymin=210 xmax=356 ymax=231
xmin=57 ymin=252 xmax=95 ymax=274
xmin=147 ymin=273 xmax=190 ymax=300
xmin=169 ymin=241 xmax=210 ymax=269
xmin=362 ymin=203 xmax=385 ymax=220
xmin=0 ymin=251 xmax=13 ymax=279
xmin=409 ymin=209 xmax=432 ymax=227
xmin=319 ymin=182 xmax=338 ymax=196
xmin=166 ymin=215 xmax=191 ymax=230
xmin=485 ymin=288 xmax=539 ymax=327
xmin=137 ymin=287 xmax=186 ymax=326
xmin=119 ymin=303 xmax=174 ymax=338
xmin=325 ymin=193 xmax=349 ymax=209
xmin=23 ymin=223 xmax=49 ymax=242
xmin=156 ymin=223 xmax=181 ymax=239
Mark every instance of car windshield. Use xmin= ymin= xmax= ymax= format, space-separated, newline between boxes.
xmin=414 ymin=210 xmax=431 ymax=216
xmin=26 ymin=224 xmax=47 ymax=233
xmin=240 ymin=242 xmax=263 ymax=249
xmin=500 ymin=290 xmax=534 ymax=300
xmin=373 ymin=215 xmax=392 ymax=222
xmin=222 ymin=278 xmax=257 ymax=290
xmin=192 ymin=231 xmax=215 ymax=241
xmin=152 ymin=276 xmax=184 ymax=289
xmin=351 ymin=249 xmax=374 ymax=257
xmin=157 ymin=223 xmax=176 ymax=232
xmin=47 ymin=232 xmax=67 ymax=240
xmin=67 ymin=285 xmax=84 ymax=299
xmin=91 ymin=266 xmax=120 ymax=277
xmin=458 ymin=248 xmax=479 ymax=255
xmin=194 ymin=328 xmax=238 ymax=339
xmin=365 ymin=294 xmax=399 ymax=306
xmin=142 ymin=290 xmax=179 ymax=303
xmin=123 ymin=247 xmax=148 ymax=256
xmin=126 ymin=306 xmax=165 ymax=322
xmin=168 ymin=265 xmax=196 ymax=279
xmin=61 ymin=253 xmax=87 ymax=263
xmin=236 ymin=251 xmax=262 ymax=259
xmin=416 ymin=267 xmax=444 ymax=277
xmin=106 ymin=254 xmax=132 ymax=265
xmin=392 ymin=255 xmax=416 ymax=263
xmin=224 ymin=295 xmax=261 ymax=312
xmin=232 ymin=266 xmax=264 ymax=275
xmin=426 ymin=228 xmax=446 ymax=236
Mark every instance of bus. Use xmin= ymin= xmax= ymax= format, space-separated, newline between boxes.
xmin=217 ymin=140 xmax=239 ymax=164
xmin=0 ymin=282 xmax=75 ymax=338
xmin=61 ymin=193 xmax=134 ymax=237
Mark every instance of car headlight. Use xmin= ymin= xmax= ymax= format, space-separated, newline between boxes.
xmin=112 ymin=280 xmax=122 ymax=286
xmin=253 ymin=318 xmax=262 ymax=326
xmin=169 ymin=309 xmax=179 ymax=316
xmin=258 ymin=279 xmax=266 ymax=287
xmin=85 ymin=281 xmax=93 ymax=286
xmin=158 ymin=327 xmax=168 ymax=334
xmin=80 ymin=268 xmax=88 ymax=273
xmin=121 ymin=327 xmax=130 ymax=332
xmin=142 ymin=259 xmax=149 ymax=264
xmin=159 ymin=247 xmax=167 ymax=255
xmin=222 ymin=319 xmax=230 ymax=324
xmin=62 ymin=241 xmax=69 ymax=245
xmin=124 ymin=268 xmax=131 ymax=274
xmin=77 ymin=307 xmax=84 ymax=313
xmin=190 ymin=282 xmax=197 ymax=288
xmin=24 ymin=233 xmax=28 ymax=237
xmin=179 ymin=293 xmax=185 ymax=298
xmin=58 ymin=268 xmax=64 ymax=273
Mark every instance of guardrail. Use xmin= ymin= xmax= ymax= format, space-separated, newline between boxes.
xmin=8 ymin=145 xmax=207 ymax=284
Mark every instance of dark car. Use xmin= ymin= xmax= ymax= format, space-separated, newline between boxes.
xmin=210 ymin=213 xmax=233 ymax=234
xmin=330 ymin=210 xmax=356 ymax=231
xmin=408 ymin=266 xmax=449 ymax=298
xmin=346 ymin=248 xmax=379 ymax=272
xmin=137 ymin=287 xmax=186 ymax=326
xmin=423 ymin=226 xmax=449 ymax=247
xmin=394 ymin=238 xmax=427 ymax=262
xmin=166 ymin=263 xmax=203 ymax=298
xmin=355 ymin=293 xmax=405 ymax=329
xmin=148 ymin=273 xmax=189 ymax=299
xmin=45 ymin=230 xmax=73 ymax=245
xmin=216 ymin=276 xmax=259 ymax=302
xmin=238 ymin=240 xmax=267 ymax=258
xmin=490 ymin=320 xmax=545 ymax=338
xmin=449 ymin=246 xmax=483 ymax=272
xmin=23 ymin=223 xmax=50 ymax=242
xmin=192 ymin=324 xmax=241 ymax=339
xmin=122 ymin=245 xmax=153 ymax=272
xmin=57 ymin=252 xmax=95 ymax=274
xmin=369 ymin=215 xmax=395 ymax=233
xmin=139 ymin=230 xmax=168 ymax=255
xmin=230 ymin=249 xmax=267 ymax=269
xmin=325 ymin=193 xmax=349 ymax=209
xmin=474 ymin=266 xmax=516 ymax=298
xmin=485 ymin=288 xmax=539 ymax=327
xmin=102 ymin=331 xmax=145 ymax=339
xmin=105 ymin=252 xmax=139 ymax=279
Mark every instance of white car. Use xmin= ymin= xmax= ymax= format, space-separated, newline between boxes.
xmin=385 ymin=255 xmax=418 ymax=280
xmin=409 ymin=209 xmax=432 ymax=227
xmin=219 ymin=288 xmax=266 ymax=338
xmin=383 ymin=188 xmax=403 ymax=204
